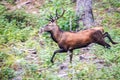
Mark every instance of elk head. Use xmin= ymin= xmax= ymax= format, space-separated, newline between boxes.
xmin=39 ymin=9 xmax=65 ymax=33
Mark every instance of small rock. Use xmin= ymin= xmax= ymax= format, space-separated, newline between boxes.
xmin=79 ymin=56 xmax=86 ymax=60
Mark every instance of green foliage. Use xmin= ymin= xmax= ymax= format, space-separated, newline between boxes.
xmin=3 ymin=10 xmax=39 ymax=28
xmin=0 ymin=67 xmax=15 ymax=80
xmin=0 ymin=52 xmax=15 ymax=80
xmin=0 ymin=51 xmax=17 ymax=68
xmin=109 ymin=0 xmax=120 ymax=7
xmin=0 ymin=0 xmax=120 ymax=80
xmin=0 ymin=4 xmax=6 ymax=14
xmin=94 ymin=0 xmax=120 ymax=12
xmin=5 ymin=0 xmax=16 ymax=4
xmin=0 ymin=52 xmax=8 ymax=61
xmin=0 ymin=5 xmax=40 ymax=44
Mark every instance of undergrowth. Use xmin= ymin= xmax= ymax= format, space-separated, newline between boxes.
xmin=0 ymin=0 xmax=120 ymax=80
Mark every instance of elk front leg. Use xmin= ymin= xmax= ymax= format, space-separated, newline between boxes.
xmin=51 ymin=49 xmax=66 ymax=63
xmin=67 ymin=50 xmax=73 ymax=63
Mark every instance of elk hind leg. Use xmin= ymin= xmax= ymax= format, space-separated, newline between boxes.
xmin=103 ymin=32 xmax=118 ymax=44
xmin=97 ymin=40 xmax=111 ymax=49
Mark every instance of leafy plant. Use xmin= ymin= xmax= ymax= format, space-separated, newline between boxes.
xmin=0 ymin=67 xmax=15 ymax=80
xmin=109 ymin=0 xmax=120 ymax=7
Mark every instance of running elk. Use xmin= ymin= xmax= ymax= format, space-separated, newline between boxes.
xmin=40 ymin=9 xmax=117 ymax=63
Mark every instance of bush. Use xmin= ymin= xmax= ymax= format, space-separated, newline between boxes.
xmin=0 ymin=6 xmax=40 ymax=44
xmin=5 ymin=0 xmax=16 ymax=4
xmin=0 ymin=67 xmax=15 ymax=80
xmin=0 ymin=52 xmax=15 ymax=80
xmin=109 ymin=0 xmax=120 ymax=7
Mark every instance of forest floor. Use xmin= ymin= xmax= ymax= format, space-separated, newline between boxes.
xmin=12 ymin=46 xmax=108 ymax=80
xmin=1 ymin=0 xmax=120 ymax=80
xmin=1 ymin=0 xmax=44 ymax=14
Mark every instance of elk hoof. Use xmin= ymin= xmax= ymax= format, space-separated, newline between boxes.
xmin=112 ymin=42 xmax=118 ymax=44
xmin=106 ymin=46 xmax=111 ymax=49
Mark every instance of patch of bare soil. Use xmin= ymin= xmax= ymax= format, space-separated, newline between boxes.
xmin=79 ymin=53 xmax=108 ymax=69
xmin=1 ymin=0 xmax=44 ymax=14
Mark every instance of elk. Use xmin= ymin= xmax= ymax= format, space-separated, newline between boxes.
xmin=40 ymin=9 xmax=117 ymax=63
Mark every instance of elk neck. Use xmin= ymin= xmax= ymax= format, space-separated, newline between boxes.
xmin=49 ymin=26 xmax=63 ymax=43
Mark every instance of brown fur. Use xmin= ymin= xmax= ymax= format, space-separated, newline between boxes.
xmin=91 ymin=27 xmax=104 ymax=32
xmin=40 ymin=10 xmax=117 ymax=63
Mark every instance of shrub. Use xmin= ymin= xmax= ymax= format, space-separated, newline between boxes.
xmin=0 ymin=67 xmax=15 ymax=80
xmin=0 ymin=6 xmax=40 ymax=44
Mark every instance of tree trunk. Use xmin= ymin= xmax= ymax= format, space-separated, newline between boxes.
xmin=76 ymin=0 xmax=94 ymax=29
xmin=76 ymin=0 xmax=94 ymax=54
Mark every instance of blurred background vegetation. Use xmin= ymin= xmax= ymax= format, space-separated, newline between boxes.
xmin=0 ymin=0 xmax=120 ymax=80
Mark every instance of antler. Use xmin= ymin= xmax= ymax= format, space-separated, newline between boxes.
xmin=55 ymin=9 xmax=65 ymax=20
xmin=46 ymin=14 xmax=54 ymax=22
xmin=46 ymin=8 xmax=65 ymax=22
xmin=49 ymin=14 xmax=54 ymax=20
